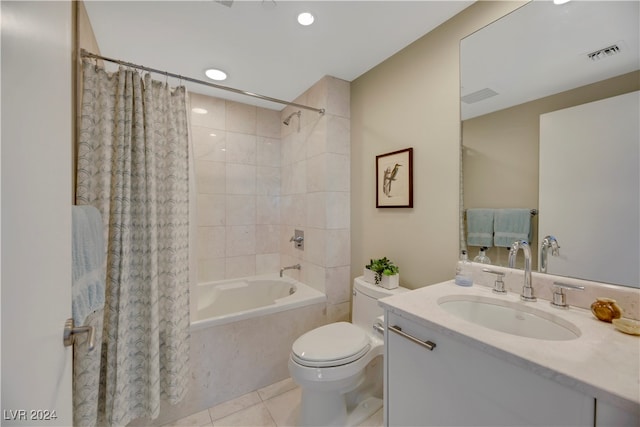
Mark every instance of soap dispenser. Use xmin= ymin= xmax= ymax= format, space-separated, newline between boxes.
xmin=473 ymin=247 xmax=491 ymax=264
xmin=455 ymin=250 xmax=473 ymax=286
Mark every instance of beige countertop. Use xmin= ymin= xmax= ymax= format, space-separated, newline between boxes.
xmin=379 ymin=280 xmax=640 ymax=414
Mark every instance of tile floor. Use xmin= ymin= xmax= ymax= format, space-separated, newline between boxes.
xmin=162 ymin=377 xmax=384 ymax=427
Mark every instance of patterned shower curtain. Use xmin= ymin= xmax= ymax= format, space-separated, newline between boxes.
xmin=76 ymin=60 xmax=190 ymax=426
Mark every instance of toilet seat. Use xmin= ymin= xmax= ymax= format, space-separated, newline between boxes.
xmin=291 ymin=322 xmax=371 ymax=368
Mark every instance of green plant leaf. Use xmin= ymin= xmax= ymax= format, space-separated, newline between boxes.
xmin=366 ymin=257 xmax=399 ymax=275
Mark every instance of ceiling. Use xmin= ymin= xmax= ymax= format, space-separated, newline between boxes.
xmin=461 ymin=0 xmax=640 ymax=120
xmin=84 ymin=0 xmax=473 ymax=111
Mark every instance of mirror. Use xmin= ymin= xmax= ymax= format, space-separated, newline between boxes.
xmin=461 ymin=1 xmax=639 ymax=288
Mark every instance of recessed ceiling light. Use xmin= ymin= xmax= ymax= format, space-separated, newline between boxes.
xmin=209 ymin=133 xmax=217 ymax=137
xmin=205 ymin=68 xmax=227 ymax=81
xmin=297 ymin=12 xmax=314 ymax=26
xmin=192 ymin=108 xmax=208 ymax=114
xmin=553 ymin=0 xmax=571 ymax=4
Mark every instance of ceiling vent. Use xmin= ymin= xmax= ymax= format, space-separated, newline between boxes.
xmin=587 ymin=44 xmax=621 ymax=61
xmin=461 ymin=88 xmax=499 ymax=104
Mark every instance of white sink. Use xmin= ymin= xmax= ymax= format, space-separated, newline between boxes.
xmin=438 ymin=295 xmax=580 ymax=341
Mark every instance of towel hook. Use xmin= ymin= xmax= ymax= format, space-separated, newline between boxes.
xmin=63 ymin=318 xmax=96 ymax=352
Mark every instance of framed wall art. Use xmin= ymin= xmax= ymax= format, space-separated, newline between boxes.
xmin=376 ymin=147 xmax=413 ymax=208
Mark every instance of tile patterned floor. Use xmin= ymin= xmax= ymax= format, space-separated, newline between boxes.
xmin=161 ymin=378 xmax=383 ymax=427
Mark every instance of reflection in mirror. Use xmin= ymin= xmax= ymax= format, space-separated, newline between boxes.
xmin=460 ymin=1 xmax=639 ymax=288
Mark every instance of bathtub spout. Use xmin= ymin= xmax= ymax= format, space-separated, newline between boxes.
xmin=280 ymin=264 xmax=301 ymax=277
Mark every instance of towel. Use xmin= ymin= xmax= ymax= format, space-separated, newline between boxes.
xmin=72 ymin=205 xmax=106 ymax=326
xmin=72 ymin=205 xmax=106 ymax=427
xmin=494 ymin=208 xmax=531 ymax=247
xmin=466 ymin=208 xmax=494 ymax=247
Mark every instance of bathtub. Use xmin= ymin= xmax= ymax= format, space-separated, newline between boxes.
xmin=153 ymin=274 xmax=327 ymax=424
xmin=191 ymin=275 xmax=325 ymax=330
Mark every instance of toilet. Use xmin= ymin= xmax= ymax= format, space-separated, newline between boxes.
xmin=288 ymin=277 xmax=407 ymax=426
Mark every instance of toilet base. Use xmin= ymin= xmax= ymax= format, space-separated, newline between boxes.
xmin=296 ymin=357 xmax=383 ymax=427
xmin=299 ymin=391 xmax=382 ymax=427
xmin=347 ymin=396 xmax=383 ymax=426
xmin=299 ymin=388 xmax=346 ymax=426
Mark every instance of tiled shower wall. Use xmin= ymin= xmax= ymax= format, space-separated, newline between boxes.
xmin=190 ymin=76 xmax=351 ymax=321
xmin=279 ymin=76 xmax=352 ymax=322
xmin=190 ymin=93 xmax=283 ymax=280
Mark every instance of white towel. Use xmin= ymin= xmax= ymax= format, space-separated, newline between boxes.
xmin=72 ymin=205 xmax=105 ymax=325
xmin=72 ymin=205 xmax=106 ymax=427
xmin=494 ymin=208 xmax=531 ymax=247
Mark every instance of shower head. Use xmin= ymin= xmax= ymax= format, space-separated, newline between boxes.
xmin=283 ymin=110 xmax=301 ymax=126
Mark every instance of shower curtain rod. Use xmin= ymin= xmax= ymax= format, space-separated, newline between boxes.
xmin=80 ymin=49 xmax=325 ymax=115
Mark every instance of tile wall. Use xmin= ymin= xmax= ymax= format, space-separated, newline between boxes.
xmin=191 ymin=93 xmax=282 ymax=281
xmin=279 ymin=76 xmax=352 ymax=322
xmin=190 ymin=75 xmax=352 ymax=323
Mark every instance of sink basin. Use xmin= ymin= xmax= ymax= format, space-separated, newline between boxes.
xmin=438 ymin=295 xmax=580 ymax=341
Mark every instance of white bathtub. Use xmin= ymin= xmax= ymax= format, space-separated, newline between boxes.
xmin=191 ymin=275 xmax=325 ymax=330
xmin=157 ymin=274 xmax=327 ymax=422
xmin=147 ymin=275 xmax=327 ymax=425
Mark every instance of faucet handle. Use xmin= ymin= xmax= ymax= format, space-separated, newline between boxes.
xmin=289 ymin=230 xmax=304 ymax=249
xmin=551 ymin=281 xmax=585 ymax=309
xmin=483 ymin=269 xmax=506 ymax=294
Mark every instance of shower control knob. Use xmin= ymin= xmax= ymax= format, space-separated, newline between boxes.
xmin=290 ymin=230 xmax=304 ymax=249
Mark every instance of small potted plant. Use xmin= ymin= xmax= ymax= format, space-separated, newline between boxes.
xmin=364 ymin=257 xmax=400 ymax=289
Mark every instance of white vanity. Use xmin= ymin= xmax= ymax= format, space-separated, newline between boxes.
xmin=379 ymin=269 xmax=640 ymax=426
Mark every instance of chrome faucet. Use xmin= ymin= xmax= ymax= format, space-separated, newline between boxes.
xmin=539 ymin=235 xmax=560 ymax=273
xmin=280 ymin=264 xmax=301 ymax=277
xmin=508 ymin=240 xmax=536 ymax=302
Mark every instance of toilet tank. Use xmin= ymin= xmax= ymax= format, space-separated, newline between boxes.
xmin=352 ymin=277 xmax=407 ymax=330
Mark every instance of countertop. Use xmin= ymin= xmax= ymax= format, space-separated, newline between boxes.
xmin=379 ymin=280 xmax=640 ymax=414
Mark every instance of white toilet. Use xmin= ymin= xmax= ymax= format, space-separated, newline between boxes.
xmin=288 ymin=277 xmax=407 ymax=426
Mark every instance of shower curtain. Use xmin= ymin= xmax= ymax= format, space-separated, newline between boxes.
xmin=76 ymin=60 xmax=190 ymax=426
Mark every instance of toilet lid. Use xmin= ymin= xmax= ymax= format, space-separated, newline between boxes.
xmin=291 ymin=322 xmax=371 ymax=368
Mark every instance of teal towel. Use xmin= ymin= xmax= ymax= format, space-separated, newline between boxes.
xmin=494 ymin=208 xmax=531 ymax=247
xmin=72 ymin=205 xmax=106 ymax=325
xmin=466 ymin=209 xmax=494 ymax=247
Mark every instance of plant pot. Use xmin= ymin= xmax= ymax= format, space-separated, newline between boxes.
xmin=379 ymin=273 xmax=399 ymax=290
xmin=363 ymin=268 xmax=377 ymax=285
xmin=363 ymin=268 xmax=399 ymax=289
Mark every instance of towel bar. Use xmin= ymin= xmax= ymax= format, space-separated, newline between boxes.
xmin=464 ymin=208 xmax=537 ymax=216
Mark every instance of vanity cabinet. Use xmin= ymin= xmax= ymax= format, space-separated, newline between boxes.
xmin=595 ymin=400 xmax=640 ymax=426
xmin=385 ymin=312 xmax=595 ymax=426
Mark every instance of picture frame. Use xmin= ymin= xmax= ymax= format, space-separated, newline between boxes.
xmin=376 ymin=147 xmax=413 ymax=208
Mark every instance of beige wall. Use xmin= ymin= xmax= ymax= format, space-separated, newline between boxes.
xmin=74 ymin=1 xmax=102 ymax=201
xmin=463 ymin=71 xmax=640 ymax=268
xmin=76 ymin=1 xmax=101 ymax=55
xmin=351 ymin=1 xmax=526 ymax=289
